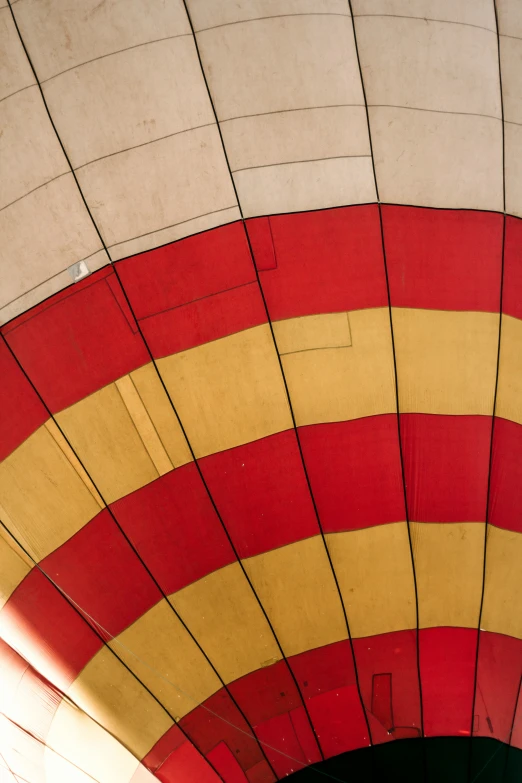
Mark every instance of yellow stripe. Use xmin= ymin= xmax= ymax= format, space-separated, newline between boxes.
xmin=130 ymin=363 xmax=192 ymax=468
xmin=326 ymin=522 xmax=416 ymax=637
xmin=482 ymin=524 xmax=522 ymax=639
xmin=496 ymin=314 xmax=522 ymax=425
xmin=277 ymin=307 xmax=396 ymax=426
xmin=45 ymin=420 xmax=105 ymax=509
xmin=410 ymin=521 xmax=484 ymax=628
xmin=0 ymin=426 xmax=101 ymax=561
xmin=274 ymin=311 xmax=352 ymax=354
xmin=243 ymin=535 xmax=347 ymax=656
xmin=393 ymin=308 xmax=499 ymax=415
xmin=115 ymin=375 xmax=173 ymax=477
xmin=157 ymin=324 xmax=293 ymax=458
xmin=67 ymin=647 xmax=173 ymax=759
xmin=111 ymin=599 xmax=221 ymax=721
xmin=169 ymin=562 xmax=282 ymax=683
xmin=56 ymin=383 xmax=159 ymax=504
xmin=0 ymin=520 xmax=32 ymax=609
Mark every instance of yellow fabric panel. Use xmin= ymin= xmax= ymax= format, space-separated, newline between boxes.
xmin=326 ymin=522 xmax=416 ymax=638
xmin=276 ymin=308 xmax=396 ymax=426
xmin=157 ymin=325 xmax=293 ymax=458
xmin=410 ymin=521 xmax=484 ymax=628
xmin=115 ymin=376 xmax=173 ymax=477
xmin=46 ymin=697 xmax=140 ymax=783
xmin=111 ymin=599 xmax=221 ymax=721
xmin=274 ymin=312 xmax=352 ymax=354
xmin=482 ymin=524 xmax=522 ymax=639
xmin=0 ymin=523 xmax=32 ymax=609
xmin=45 ymin=420 xmax=105 ymax=509
xmin=169 ymin=562 xmax=282 ymax=683
xmin=68 ymin=647 xmax=173 ymax=759
xmin=392 ymin=308 xmax=499 ymax=415
xmin=243 ymin=535 xmax=347 ymax=657
xmin=0 ymin=425 xmax=101 ymax=561
xmin=56 ymin=382 xmax=160 ymax=504
xmin=496 ymin=314 xmax=522 ymax=425
xmin=130 ymin=363 xmax=193 ymax=468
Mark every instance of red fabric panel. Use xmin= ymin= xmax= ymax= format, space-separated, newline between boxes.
xmin=179 ymin=689 xmax=266 ymax=773
xmin=42 ymin=509 xmax=162 ymax=638
xmin=299 ymin=416 xmax=405 ymax=531
xmin=2 ymin=268 xmax=149 ymax=412
xmin=401 ymin=414 xmax=492 ymax=522
xmin=371 ymin=674 xmax=393 ymax=730
xmin=246 ymin=219 xmax=277 ymax=270
xmin=207 ymin=742 xmax=250 ymax=783
xmin=247 ymin=205 xmax=387 ymax=320
xmin=142 ymin=723 xmax=186 ymax=772
xmin=254 ymin=710 xmax=319 ymax=778
xmin=383 ymin=206 xmax=503 ymax=312
xmin=0 ymin=569 xmax=102 ymax=690
xmin=289 ymin=706 xmax=323 ymax=764
xmin=246 ymin=761 xmax=276 ymax=783
xmin=0 ymin=339 xmax=48 ymax=461
xmin=155 ymin=741 xmax=222 ymax=783
xmin=199 ymin=431 xmax=318 ymax=558
xmin=112 ymin=464 xmax=236 ymax=595
xmin=420 ymin=627 xmax=478 ymax=737
xmin=137 ymin=282 xmax=267 ymax=358
xmin=474 ymin=631 xmax=522 ymax=744
xmin=118 ymin=222 xmax=252 ymax=319
xmin=117 ymin=221 xmax=266 ymax=356
xmin=289 ymin=640 xmax=369 ymax=757
xmin=489 ymin=417 xmax=522 ymax=533
xmin=353 ymin=630 xmax=422 ymax=744
xmin=227 ymin=659 xmax=302 ymax=726
xmin=306 ymin=685 xmax=370 ymax=758
xmin=504 ymin=216 xmax=522 ymax=320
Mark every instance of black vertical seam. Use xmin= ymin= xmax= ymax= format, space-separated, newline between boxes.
xmin=346 ymin=0 xmax=426 ymax=763
xmin=469 ymin=1 xmax=507 ymax=779
xmin=2 ymin=0 xmax=312 ymax=775
xmin=181 ymin=0 xmax=375 ymax=752
xmin=5 ymin=1 xmax=296 ymax=774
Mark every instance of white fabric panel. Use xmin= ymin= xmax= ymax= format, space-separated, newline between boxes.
xmin=351 ymin=0 xmax=496 ymax=29
xmin=14 ymin=0 xmax=190 ymax=80
xmin=369 ymin=106 xmax=503 ymax=210
xmin=189 ymin=0 xmax=349 ymax=30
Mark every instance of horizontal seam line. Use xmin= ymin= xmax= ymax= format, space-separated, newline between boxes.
xmin=352 ymin=13 xmax=496 ymax=34
xmin=219 ymin=104 xmax=364 ymax=122
xmin=0 ymin=82 xmax=36 ymax=105
xmin=369 ymin=104 xmax=501 ymax=121
xmin=0 ymin=247 xmax=104 ymax=314
xmin=138 ymin=280 xmax=256 ymax=321
xmin=107 ymin=206 xmax=239 ymax=249
xmin=279 ymin=345 xmax=352 ymax=355
xmin=73 ymin=122 xmax=215 ymax=170
xmin=231 ymin=155 xmax=370 ymax=173
xmin=39 ymin=33 xmax=192 ymax=84
xmin=196 ymin=12 xmax=350 ymax=33
xmin=0 ymin=170 xmax=70 ymax=213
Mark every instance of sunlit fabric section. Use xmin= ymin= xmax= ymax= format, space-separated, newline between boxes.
xmin=1 ymin=1 xmax=522 ymax=782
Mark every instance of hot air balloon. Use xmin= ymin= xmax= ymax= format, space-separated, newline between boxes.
xmin=1 ymin=1 xmax=521 ymax=781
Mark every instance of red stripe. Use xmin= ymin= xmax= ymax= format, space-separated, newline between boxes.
xmin=384 ymin=206 xmax=503 ymax=312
